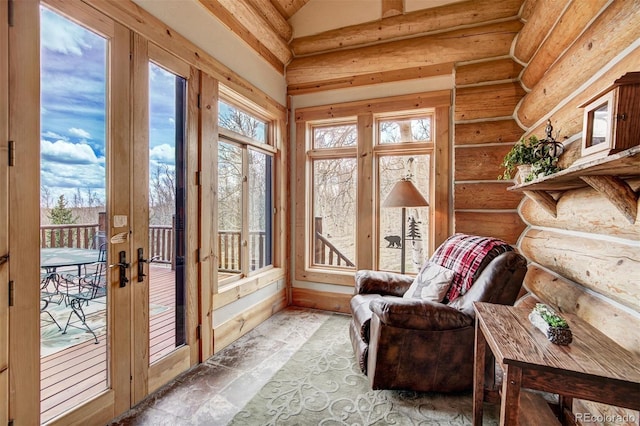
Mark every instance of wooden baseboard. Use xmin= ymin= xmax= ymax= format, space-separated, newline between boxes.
xmin=291 ymin=287 xmax=352 ymax=314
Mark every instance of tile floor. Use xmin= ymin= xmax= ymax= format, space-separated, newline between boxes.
xmin=109 ymin=307 xmax=337 ymax=425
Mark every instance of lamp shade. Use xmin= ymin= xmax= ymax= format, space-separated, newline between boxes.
xmin=382 ymin=179 xmax=429 ymax=208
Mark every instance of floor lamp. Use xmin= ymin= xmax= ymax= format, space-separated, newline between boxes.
xmin=382 ymin=178 xmax=429 ymax=274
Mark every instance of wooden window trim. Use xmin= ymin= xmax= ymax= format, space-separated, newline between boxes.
xmin=295 ymin=92 xmax=451 ymax=286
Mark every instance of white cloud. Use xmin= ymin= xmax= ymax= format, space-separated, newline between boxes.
xmin=43 ymin=131 xmax=69 ymax=141
xmin=41 ymin=139 xmax=101 ymax=165
xmin=149 ymin=144 xmax=175 ymax=164
xmin=68 ymin=127 xmax=92 ymax=139
xmin=40 ymin=8 xmax=91 ymax=56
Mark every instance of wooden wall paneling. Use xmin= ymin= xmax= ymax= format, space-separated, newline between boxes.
xmin=454 ymin=211 xmax=525 ymax=244
xmin=287 ymin=63 xmax=454 ymax=96
xmin=290 ymin=0 xmax=522 ymax=56
xmin=199 ymin=74 xmax=217 ymax=358
xmin=513 ymin=0 xmax=570 ymax=63
xmin=454 ymin=144 xmax=514 ymax=181
xmin=523 ymin=264 xmax=640 ymax=356
xmin=213 ymin=289 xmax=287 ymax=353
xmin=455 ymin=58 xmax=523 ymax=86
xmin=291 ymin=288 xmax=351 ymax=314
xmin=454 ymin=119 xmax=523 ymax=145
xmin=516 ymin=0 xmax=640 ymax=127
xmin=82 ymin=0 xmax=286 ymax=118
xmin=286 ymin=20 xmax=522 ymax=87
xmin=213 ymin=269 xmax=286 ymax=309
xmin=526 ymin=43 xmax=640 ymax=141
xmin=520 ymin=0 xmax=609 ymax=90
xmin=8 ymin=1 xmax=41 ymax=422
xmin=455 ymin=182 xmax=523 ymax=210
xmin=0 ymin=0 xmax=8 ymax=423
xmin=197 ymin=0 xmax=291 ymax=70
xmin=455 ymin=82 xmax=526 ymax=121
xmin=520 ymin=229 xmax=640 ymax=311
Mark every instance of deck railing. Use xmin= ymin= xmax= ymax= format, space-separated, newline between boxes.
xmin=40 ymin=224 xmax=268 ymax=271
xmin=313 ymin=217 xmax=354 ymax=267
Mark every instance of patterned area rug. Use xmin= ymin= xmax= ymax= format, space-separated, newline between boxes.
xmin=230 ymin=314 xmax=499 ymax=425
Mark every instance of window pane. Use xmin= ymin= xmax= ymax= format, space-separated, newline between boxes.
xmin=312 ymin=123 xmax=357 ymax=149
xmin=378 ymin=116 xmax=432 ymax=144
xmin=218 ymin=100 xmax=267 ymax=143
xmin=312 ymin=158 xmax=356 ymax=269
xmin=218 ymin=142 xmax=243 ymax=277
xmin=379 ymin=155 xmax=430 ymax=273
xmin=248 ymin=149 xmax=272 ymax=272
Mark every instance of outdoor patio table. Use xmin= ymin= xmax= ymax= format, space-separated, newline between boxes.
xmin=41 ymin=247 xmax=101 ymax=276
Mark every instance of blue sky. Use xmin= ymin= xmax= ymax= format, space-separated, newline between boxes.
xmin=40 ymin=6 xmax=177 ymax=207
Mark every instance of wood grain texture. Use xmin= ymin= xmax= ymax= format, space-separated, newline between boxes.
xmin=522 ymin=190 xmax=557 ymax=218
xmin=270 ymin=0 xmax=310 ymax=19
xmin=286 ymin=20 xmax=521 ymax=87
xmin=198 ymin=0 xmax=291 ymax=70
xmin=287 ymin=63 xmax=454 ymax=96
xmin=522 ymin=265 xmax=640 ymax=356
xmin=519 ymin=179 xmax=640 ymax=240
xmin=517 ymin=0 xmax=640 ymax=127
xmin=455 ymin=58 xmax=523 ymax=86
xmin=382 ymin=0 xmax=403 ymax=18
xmin=580 ymin=176 xmax=638 ymax=224
xmin=455 ymin=119 xmax=523 ymax=145
xmin=520 ymin=229 xmax=640 ymax=311
xmin=521 ymin=0 xmax=608 ymax=89
xmin=213 ymin=289 xmax=287 ymax=353
xmin=290 ymin=0 xmax=522 ymax=56
xmin=291 ymin=288 xmax=351 ymax=314
xmin=455 ymin=182 xmax=523 ymax=210
xmin=454 ymin=144 xmax=514 ymax=181
xmin=513 ymin=0 xmax=571 ymax=63
xmin=245 ymin=0 xmax=292 ymax=41
xmin=455 ymin=82 xmax=526 ymax=121
xmin=454 ymin=211 xmax=525 ymax=244
xmin=526 ymin=44 xmax=640 ymax=141
xmin=0 ymin=1 xmax=8 ymax=424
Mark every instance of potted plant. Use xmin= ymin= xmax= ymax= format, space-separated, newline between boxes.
xmin=498 ymin=135 xmax=539 ymax=181
xmin=528 ymin=303 xmax=573 ymax=345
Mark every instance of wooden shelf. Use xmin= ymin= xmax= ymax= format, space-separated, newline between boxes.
xmin=508 ymin=146 xmax=640 ymax=223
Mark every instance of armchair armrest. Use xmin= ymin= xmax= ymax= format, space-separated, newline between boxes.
xmin=355 ymin=270 xmax=413 ymax=297
xmin=369 ymin=296 xmax=473 ymax=331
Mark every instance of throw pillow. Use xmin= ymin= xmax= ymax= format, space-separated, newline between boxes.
xmin=403 ymin=261 xmax=455 ymax=302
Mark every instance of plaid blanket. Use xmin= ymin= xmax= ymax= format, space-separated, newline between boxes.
xmin=430 ymin=234 xmax=512 ymax=302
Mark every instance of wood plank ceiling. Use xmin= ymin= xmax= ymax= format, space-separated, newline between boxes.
xmin=197 ymin=0 xmax=525 ymax=94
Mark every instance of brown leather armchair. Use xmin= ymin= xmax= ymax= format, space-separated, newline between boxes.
xmin=349 ymin=240 xmax=527 ymax=393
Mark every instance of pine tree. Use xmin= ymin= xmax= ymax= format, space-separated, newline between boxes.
xmin=48 ymin=194 xmax=77 ymax=224
xmin=407 ymin=215 xmax=421 ymax=240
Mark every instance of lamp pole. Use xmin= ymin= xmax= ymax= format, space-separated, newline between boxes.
xmin=400 ymin=207 xmax=406 ymax=274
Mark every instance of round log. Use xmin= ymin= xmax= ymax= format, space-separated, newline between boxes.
xmin=517 ymin=1 xmax=640 ymax=127
xmin=523 ymin=264 xmax=640 ymax=355
xmin=513 ymin=0 xmax=571 ymax=63
xmin=520 ymin=229 xmax=640 ymax=311
xmin=519 ymin=179 xmax=640 ymax=240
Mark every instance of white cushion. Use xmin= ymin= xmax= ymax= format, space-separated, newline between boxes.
xmin=403 ymin=262 xmax=455 ymax=302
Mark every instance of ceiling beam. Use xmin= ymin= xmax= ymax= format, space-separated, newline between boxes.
xmin=286 ymin=19 xmax=522 ymax=88
xmin=246 ymin=0 xmax=292 ymax=41
xmin=290 ymin=0 xmax=522 ymax=57
xmin=270 ymin=0 xmax=311 ymax=20
xmin=198 ymin=0 xmax=292 ymax=72
xmin=382 ymin=0 xmax=403 ymax=18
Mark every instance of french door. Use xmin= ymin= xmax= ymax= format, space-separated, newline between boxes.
xmin=8 ymin=2 xmax=198 ymax=424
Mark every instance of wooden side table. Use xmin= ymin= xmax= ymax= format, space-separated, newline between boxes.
xmin=473 ymin=302 xmax=640 ymax=426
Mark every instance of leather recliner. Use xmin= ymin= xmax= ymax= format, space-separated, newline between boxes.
xmin=349 ymin=241 xmax=527 ymax=393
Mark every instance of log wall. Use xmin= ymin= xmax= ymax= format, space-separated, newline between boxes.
xmin=453 ymin=58 xmax=527 ymax=245
xmin=513 ymin=1 xmax=640 ymax=423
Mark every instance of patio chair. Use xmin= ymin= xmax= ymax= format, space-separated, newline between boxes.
xmin=60 ymin=245 xmax=107 ymax=344
xmin=40 ymin=298 xmax=62 ymax=331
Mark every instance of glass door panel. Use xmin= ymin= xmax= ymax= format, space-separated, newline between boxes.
xmin=218 ymin=142 xmax=243 ymax=281
xmin=39 ymin=6 xmax=109 ymax=422
xmin=148 ymin=62 xmax=187 ymax=364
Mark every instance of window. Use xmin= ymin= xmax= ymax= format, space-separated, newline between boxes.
xmin=217 ymin=91 xmax=274 ymax=286
xmin=295 ymin=92 xmax=451 ymax=286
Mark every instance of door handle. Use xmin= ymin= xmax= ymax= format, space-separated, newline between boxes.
xmin=109 ymin=250 xmax=130 ymax=287
xmin=137 ymin=248 xmax=160 ymax=282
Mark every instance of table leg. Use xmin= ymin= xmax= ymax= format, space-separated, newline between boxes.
xmin=473 ymin=318 xmax=487 ymax=426
xmin=500 ymin=364 xmax=523 ymax=426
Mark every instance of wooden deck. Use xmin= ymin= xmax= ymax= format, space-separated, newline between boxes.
xmin=40 ymin=265 xmax=176 ymax=423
